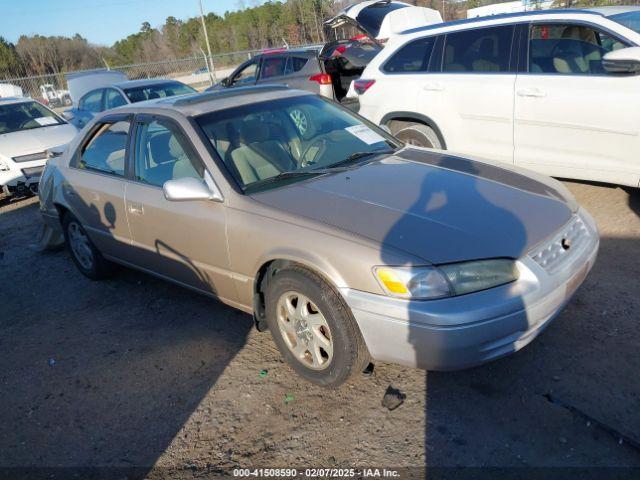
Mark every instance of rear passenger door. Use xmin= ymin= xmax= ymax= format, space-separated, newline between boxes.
xmin=514 ymin=22 xmax=640 ymax=186
xmin=428 ymin=25 xmax=517 ymax=163
xmin=124 ymin=114 xmax=237 ymax=301
xmin=65 ymin=114 xmax=133 ymax=259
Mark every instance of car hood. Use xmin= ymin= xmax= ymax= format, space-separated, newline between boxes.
xmin=0 ymin=124 xmax=77 ymax=158
xmin=252 ymin=149 xmax=575 ymax=264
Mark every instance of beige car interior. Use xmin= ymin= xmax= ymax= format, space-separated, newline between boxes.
xmin=139 ymin=126 xmax=202 ymax=187
xmin=552 ymin=26 xmax=603 ymax=74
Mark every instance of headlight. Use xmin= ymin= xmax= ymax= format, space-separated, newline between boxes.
xmin=373 ymin=259 xmax=518 ymax=299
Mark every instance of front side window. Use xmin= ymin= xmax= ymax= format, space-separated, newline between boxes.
xmin=443 ymin=25 xmax=514 ymax=72
xmin=260 ymin=56 xmax=287 ymax=79
xmin=0 ymin=101 xmax=64 ymax=135
xmin=231 ymin=61 xmax=258 ymax=86
xmin=80 ymin=89 xmax=104 ymax=113
xmin=122 ymin=82 xmax=195 ymax=103
xmin=529 ymin=23 xmax=627 ymax=74
xmin=78 ymin=120 xmax=130 ymax=176
xmin=383 ymin=36 xmax=437 ymax=73
xmin=104 ymin=89 xmax=128 ymax=109
xmin=134 ymin=118 xmax=204 ymax=188
xmin=195 ymin=95 xmax=398 ymax=192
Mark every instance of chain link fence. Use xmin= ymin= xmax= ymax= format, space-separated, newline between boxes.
xmin=0 ymin=45 xmax=317 ymax=107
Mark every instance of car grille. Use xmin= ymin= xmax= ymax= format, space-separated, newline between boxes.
xmin=21 ymin=166 xmax=44 ymax=178
xmin=529 ymin=214 xmax=592 ymax=274
xmin=13 ymin=152 xmax=47 ymax=163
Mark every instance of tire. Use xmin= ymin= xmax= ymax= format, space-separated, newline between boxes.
xmin=264 ymin=265 xmax=370 ymax=388
xmin=394 ymin=123 xmax=443 ymax=149
xmin=62 ymin=213 xmax=112 ymax=280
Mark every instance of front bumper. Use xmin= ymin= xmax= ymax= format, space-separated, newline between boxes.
xmin=341 ymin=210 xmax=599 ymax=371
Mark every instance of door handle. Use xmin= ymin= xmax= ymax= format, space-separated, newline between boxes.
xmin=517 ymin=87 xmax=546 ymax=98
xmin=128 ymin=202 xmax=144 ymax=215
xmin=422 ymin=83 xmax=444 ymax=92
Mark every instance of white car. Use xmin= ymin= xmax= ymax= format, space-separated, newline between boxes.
xmin=355 ymin=7 xmax=640 ymax=188
xmin=0 ymin=97 xmax=77 ymax=198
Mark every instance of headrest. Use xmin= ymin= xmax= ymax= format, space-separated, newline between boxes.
xmin=169 ymin=134 xmax=186 ymax=158
xmin=239 ymin=118 xmax=271 ymax=144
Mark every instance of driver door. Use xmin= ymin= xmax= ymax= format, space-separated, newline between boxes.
xmin=514 ymin=22 xmax=640 ymax=186
xmin=124 ymin=114 xmax=237 ymax=301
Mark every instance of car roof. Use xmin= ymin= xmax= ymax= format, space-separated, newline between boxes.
xmin=0 ymin=97 xmax=35 ymax=106
xmin=401 ymin=8 xmax=607 ymax=35
xmin=113 ymin=78 xmax=186 ymax=89
xmin=584 ymin=5 xmax=640 ymax=16
xmin=256 ymin=47 xmax=319 ymax=58
xmin=112 ymin=84 xmax=312 ymax=117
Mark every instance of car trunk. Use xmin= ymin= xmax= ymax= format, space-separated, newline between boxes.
xmin=320 ymin=2 xmax=442 ymax=103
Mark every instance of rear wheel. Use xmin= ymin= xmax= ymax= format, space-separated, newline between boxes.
xmin=62 ymin=213 xmax=112 ymax=280
xmin=394 ymin=122 xmax=443 ymax=149
xmin=264 ymin=265 xmax=369 ymax=388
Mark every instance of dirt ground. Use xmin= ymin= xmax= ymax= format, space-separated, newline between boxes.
xmin=0 ymin=181 xmax=639 ymax=479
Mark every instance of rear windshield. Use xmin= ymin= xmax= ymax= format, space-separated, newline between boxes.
xmin=0 ymin=101 xmax=64 ymax=135
xmin=356 ymin=3 xmax=407 ymax=37
xmin=122 ymin=82 xmax=196 ymax=103
xmin=609 ymin=10 xmax=640 ymax=34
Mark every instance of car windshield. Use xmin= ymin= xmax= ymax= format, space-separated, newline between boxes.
xmin=608 ymin=10 xmax=640 ymax=33
xmin=0 ymin=101 xmax=64 ymax=135
xmin=122 ymin=82 xmax=196 ymax=103
xmin=195 ymin=95 xmax=399 ymax=193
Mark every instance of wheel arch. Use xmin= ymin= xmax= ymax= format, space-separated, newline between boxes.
xmin=380 ymin=111 xmax=447 ymax=150
xmin=252 ymin=255 xmax=347 ymax=332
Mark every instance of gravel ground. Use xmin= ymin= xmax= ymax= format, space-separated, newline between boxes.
xmin=0 ymin=181 xmax=639 ymax=478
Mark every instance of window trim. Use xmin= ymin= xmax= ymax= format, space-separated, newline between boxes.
xmin=524 ymin=19 xmax=635 ymax=76
xmin=127 ymin=113 xmax=209 ymax=190
xmin=71 ymin=113 xmax=134 ymax=178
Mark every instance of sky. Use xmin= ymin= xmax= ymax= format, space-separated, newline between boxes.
xmin=0 ymin=0 xmax=265 ymax=46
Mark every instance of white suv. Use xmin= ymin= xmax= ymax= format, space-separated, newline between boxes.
xmin=355 ymin=7 xmax=640 ymax=188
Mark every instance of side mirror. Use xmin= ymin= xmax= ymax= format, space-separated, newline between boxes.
xmin=163 ymin=176 xmax=223 ymax=203
xmin=221 ymin=77 xmax=231 ymax=87
xmin=603 ymin=47 xmax=640 ymax=74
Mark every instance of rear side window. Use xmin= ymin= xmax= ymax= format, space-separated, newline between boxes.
xmin=383 ymin=36 xmax=437 ymax=73
xmin=285 ymin=56 xmax=309 ymax=74
xmin=443 ymin=25 xmax=514 ymax=72
xmin=80 ymin=89 xmax=103 ymax=113
xmin=78 ymin=120 xmax=130 ymax=176
xmin=260 ymin=56 xmax=287 ymax=79
xmin=104 ymin=89 xmax=127 ymax=109
xmin=529 ymin=23 xmax=627 ymax=75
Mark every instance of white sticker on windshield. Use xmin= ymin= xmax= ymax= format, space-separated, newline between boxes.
xmin=35 ymin=117 xmax=58 ymax=126
xmin=345 ymin=124 xmax=385 ymax=145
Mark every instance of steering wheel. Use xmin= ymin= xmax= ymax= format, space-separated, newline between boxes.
xmin=299 ymin=137 xmax=327 ymax=167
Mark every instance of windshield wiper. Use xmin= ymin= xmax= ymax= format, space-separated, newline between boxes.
xmin=245 ymin=168 xmax=348 ymax=192
xmin=324 ymin=148 xmax=397 ymax=170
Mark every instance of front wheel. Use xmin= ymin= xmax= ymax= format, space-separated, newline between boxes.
xmin=394 ymin=123 xmax=443 ymax=149
xmin=264 ymin=265 xmax=369 ymax=388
